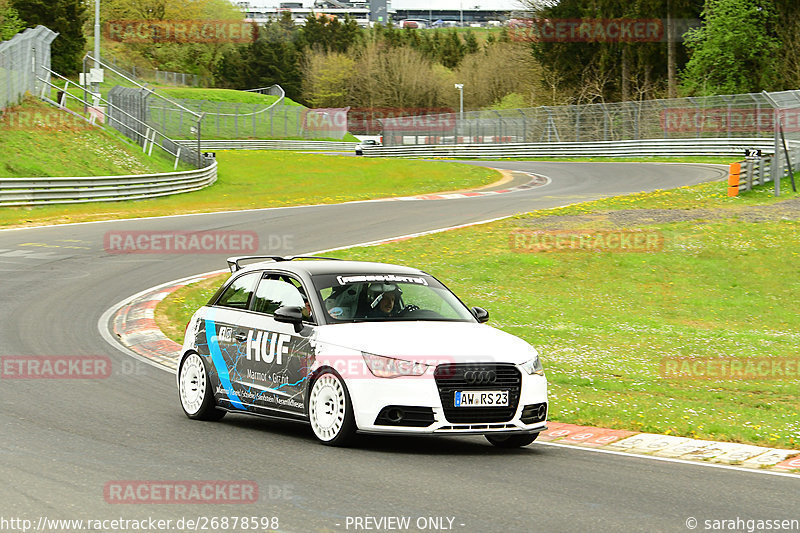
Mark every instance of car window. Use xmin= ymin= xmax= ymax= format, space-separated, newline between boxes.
xmin=252 ymin=275 xmax=307 ymax=317
xmin=313 ymin=274 xmax=475 ymax=322
xmin=215 ymin=272 xmax=260 ymax=310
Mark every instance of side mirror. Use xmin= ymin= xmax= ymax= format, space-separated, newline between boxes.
xmin=274 ymin=306 xmax=305 ymax=333
xmin=470 ymin=306 xmax=489 ymax=323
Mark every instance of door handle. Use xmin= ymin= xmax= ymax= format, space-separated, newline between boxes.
xmin=234 ymin=332 xmax=247 ymax=342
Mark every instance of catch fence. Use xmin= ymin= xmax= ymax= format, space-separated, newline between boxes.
xmin=0 ymin=26 xmax=57 ymax=111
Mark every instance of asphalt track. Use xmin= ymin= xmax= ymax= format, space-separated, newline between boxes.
xmin=1 ymin=161 xmax=797 ymax=533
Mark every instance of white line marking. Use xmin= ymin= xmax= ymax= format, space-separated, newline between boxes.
xmin=537 ymin=441 xmax=800 ymax=479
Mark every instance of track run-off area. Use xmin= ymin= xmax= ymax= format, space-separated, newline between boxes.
xmin=1 ymin=160 xmax=798 ymax=533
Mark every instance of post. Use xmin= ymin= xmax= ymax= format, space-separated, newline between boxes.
xmin=454 ymin=83 xmax=464 ymax=142
xmin=94 ymin=0 xmax=101 ymax=68
xmin=197 ymin=112 xmax=205 ymax=168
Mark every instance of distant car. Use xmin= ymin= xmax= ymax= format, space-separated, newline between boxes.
xmin=177 ymin=256 xmax=549 ymax=447
xmin=354 ymin=139 xmax=380 ymax=155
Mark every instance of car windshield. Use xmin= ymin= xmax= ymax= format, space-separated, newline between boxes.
xmin=312 ymin=273 xmax=475 ymax=323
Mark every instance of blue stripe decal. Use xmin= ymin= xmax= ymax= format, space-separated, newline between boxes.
xmin=204 ymin=318 xmax=246 ymax=410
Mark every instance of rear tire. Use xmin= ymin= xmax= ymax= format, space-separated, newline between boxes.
xmin=485 ymin=432 xmax=538 ymax=448
xmin=308 ymin=369 xmax=356 ymax=446
xmin=179 ymin=353 xmax=225 ymax=421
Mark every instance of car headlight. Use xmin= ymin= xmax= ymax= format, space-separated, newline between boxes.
xmin=521 ymin=350 xmax=545 ymax=376
xmin=361 ymin=352 xmax=429 ymax=378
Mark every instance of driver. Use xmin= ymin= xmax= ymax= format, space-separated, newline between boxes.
xmin=366 ymin=283 xmax=419 ymax=318
xmin=367 ymin=283 xmax=400 ymax=317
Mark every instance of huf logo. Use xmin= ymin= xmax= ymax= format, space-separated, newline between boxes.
xmin=246 ymin=330 xmax=290 ymax=365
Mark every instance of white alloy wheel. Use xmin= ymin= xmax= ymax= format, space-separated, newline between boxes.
xmin=179 ymin=353 xmax=225 ymax=421
xmin=309 ymin=371 xmax=355 ymax=445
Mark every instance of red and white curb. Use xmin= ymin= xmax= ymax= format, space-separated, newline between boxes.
xmin=541 ymin=423 xmax=800 ymax=473
xmin=107 ymin=275 xmax=800 ymax=474
xmin=110 ymin=272 xmax=222 ymax=372
xmin=384 ymin=172 xmax=549 ymax=201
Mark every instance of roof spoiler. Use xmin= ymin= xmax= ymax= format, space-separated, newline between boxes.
xmin=226 ymin=255 xmax=342 ymax=273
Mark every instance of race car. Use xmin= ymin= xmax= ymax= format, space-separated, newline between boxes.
xmin=177 ymin=256 xmax=548 ymax=447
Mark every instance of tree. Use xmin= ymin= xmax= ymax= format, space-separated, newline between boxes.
xmin=0 ymin=0 xmax=24 ymax=40
xmin=302 ymin=50 xmax=355 ymax=107
xmin=299 ymin=14 xmax=360 ymax=53
xmin=11 ymin=0 xmax=87 ymax=74
xmin=439 ymin=30 xmax=465 ymax=69
xmin=101 ymin=0 xmax=245 ymax=79
xmin=463 ymin=29 xmax=479 ymax=54
xmin=528 ymin=0 xmax=702 ymax=102
xmin=681 ymin=0 xmax=780 ymax=95
xmin=771 ymin=0 xmax=800 ymax=89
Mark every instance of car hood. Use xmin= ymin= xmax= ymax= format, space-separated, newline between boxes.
xmin=314 ymin=321 xmax=536 ymax=364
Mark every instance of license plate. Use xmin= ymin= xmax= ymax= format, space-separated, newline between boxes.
xmin=454 ymin=390 xmax=508 ymax=407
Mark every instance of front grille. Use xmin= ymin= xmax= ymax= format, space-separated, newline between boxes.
xmin=434 ymin=363 xmax=521 ymax=423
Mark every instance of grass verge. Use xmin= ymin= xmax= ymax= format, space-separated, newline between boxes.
xmin=0 ymin=98 xmax=182 ymax=178
xmin=0 ymin=150 xmax=499 ymax=228
xmin=157 ymin=180 xmax=800 ymax=450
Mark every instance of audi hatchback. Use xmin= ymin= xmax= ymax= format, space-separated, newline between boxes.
xmin=178 ymin=256 xmax=548 ymax=447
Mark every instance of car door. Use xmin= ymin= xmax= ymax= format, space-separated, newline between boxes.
xmin=227 ymin=272 xmax=316 ymax=418
xmin=199 ymin=271 xmax=261 ymax=412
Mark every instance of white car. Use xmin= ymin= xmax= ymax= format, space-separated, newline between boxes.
xmin=178 ymin=257 xmax=548 ymax=447
xmin=354 ymin=139 xmax=380 ymax=155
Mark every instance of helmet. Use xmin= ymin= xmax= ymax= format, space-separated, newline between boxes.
xmin=367 ymin=283 xmax=400 ymax=309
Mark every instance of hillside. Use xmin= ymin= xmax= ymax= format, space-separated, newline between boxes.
xmin=0 ymin=98 xmax=184 ymax=178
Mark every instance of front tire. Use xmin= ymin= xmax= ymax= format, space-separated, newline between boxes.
xmin=308 ymin=369 xmax=356 ymax=446
xmin=485 ymin=432 xmax=538 ymax=448
xmin=179 ymin=353 xmax=225 ymax=421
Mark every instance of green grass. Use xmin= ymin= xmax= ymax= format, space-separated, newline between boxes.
xmin=0 ymin=150 xmax=498 ymax=228
xmin=156 ymin=179 xmax=800 ymax=450
xmin=156 ymin=88 xmax=303 ymax=106
xmin=0 ymin=98 xmax=185 ymax=178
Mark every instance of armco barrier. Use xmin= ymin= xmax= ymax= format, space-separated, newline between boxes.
xmin=0 ymin=161 xmax=217 ymax=207
xmin=175 ymin=139 xmax=358 ymax=151
xmin=726 ymin=139 xmax=800 ymax=196
xmin=361 ymin=138 xmax=776 ymax=159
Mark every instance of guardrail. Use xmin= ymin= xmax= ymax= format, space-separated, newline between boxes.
xmin=362 ymin=138 xmax=776 ymax=159
xmin=727 ymin=140 xmax=800 ymax=196
xmin=0 ymin=161 xmax=217 ymax=207
xmin=175 ymin=139 xmax=358 ymax=151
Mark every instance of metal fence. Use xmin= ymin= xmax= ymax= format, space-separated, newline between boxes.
xmin=148 ymin=98 xmax=350 ymax=140
xmin=100 ymin=52 xmax=208 ymax=87
xmin=0 ymin=26 xmax=57 ymax=111
xmin=382 ymin=90 xmax=800 ymax=146
xmin=379 ymin=89 xmax=800 ymax=194
xmin=363 ymin=138 xmax=777 ymax=159
xmin=78 ymin=53 xmax=210 ymax=168
xmin=175 ymin=139 xmax=358 ymax=151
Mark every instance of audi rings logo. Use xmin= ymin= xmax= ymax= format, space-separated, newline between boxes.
xmin=463 ymin=370 xmax=497 ymax=385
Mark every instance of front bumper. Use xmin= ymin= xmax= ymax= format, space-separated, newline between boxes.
xmin=345 ymin=365 xmax=548 ymax=435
